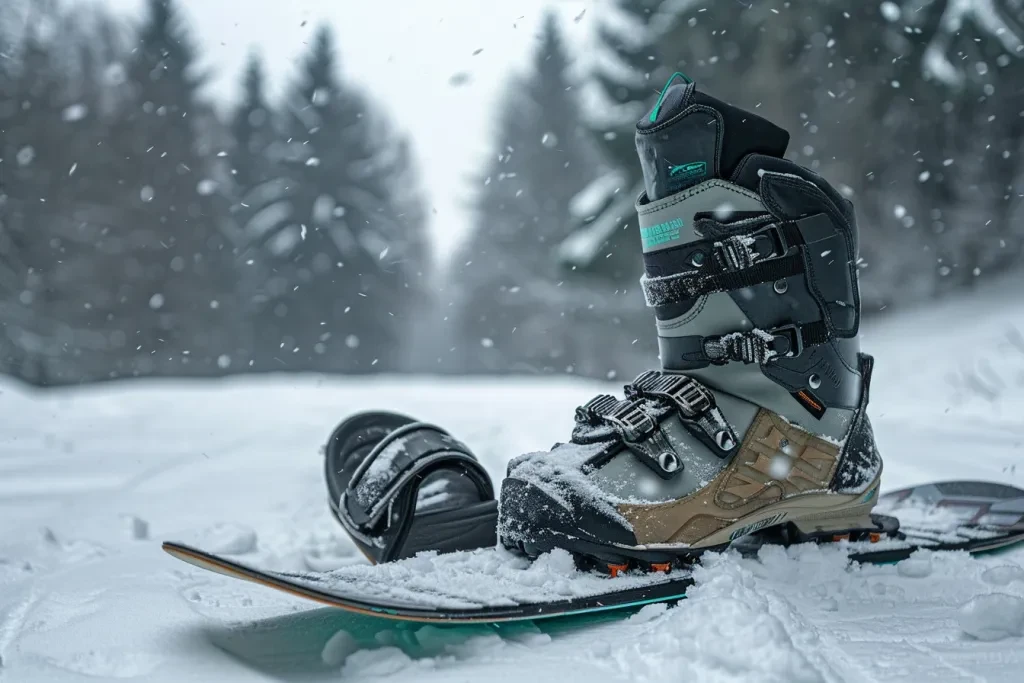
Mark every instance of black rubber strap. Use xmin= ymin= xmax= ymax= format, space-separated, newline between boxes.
xmin=642 ymin=253 xmax=804 ymax=306
xmin=325 ymin=412 xmax=498 ymax=564
xmin=641 ymin=221 xmax=806 ymax=307
xmin=343 ymin=422 xmax=493 ymax=530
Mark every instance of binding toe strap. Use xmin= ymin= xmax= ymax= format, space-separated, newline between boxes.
xmin=327 ymin=413 xmax=496 ymax=563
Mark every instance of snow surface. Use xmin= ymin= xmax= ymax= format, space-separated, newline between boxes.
xmin=3 ymin=285 xmax=1024 ymax=682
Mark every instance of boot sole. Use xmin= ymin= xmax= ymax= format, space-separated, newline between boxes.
xmin=506 ymin=478 xmax=897 ymax=572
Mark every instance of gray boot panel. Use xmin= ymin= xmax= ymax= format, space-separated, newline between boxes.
xmin=637 ymin=180 xmax=765 ymax=254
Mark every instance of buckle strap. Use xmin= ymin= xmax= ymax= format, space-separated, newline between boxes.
xmin=641 ymin=222 xmax=805 ymax=307
xmin=575 ymin=372 xmax=739 ymax=477
xmin=627 ymin=370 xmax=713 ymax=417
xmin=626 ymin=370 xmax=737 ymax=457
xmin=575 ymin=394 xmax=658 ymax=442
xmin=575 ymin=394 xmax=681 ymax=479
xmin=702 ymin=321 xmax=831 ymax=365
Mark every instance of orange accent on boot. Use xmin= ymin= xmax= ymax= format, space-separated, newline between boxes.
xmin=869 ymin=532 xmax=881 ymax=543
xmin=832 ymin=533 xmax=850 ymax=542
xmin=650 ymin=562 xmax=671 ymax=573
xmin=607 ymin=563 xmax=629 ymax=578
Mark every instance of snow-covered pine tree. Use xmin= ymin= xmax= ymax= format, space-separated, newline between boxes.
xmin=0 ymin=4 xmax=64 ymax=384
xmin=103 ymin=0 xmax=242 ymax=377
xmin=231 ymin=54 xmax=278 ymax=193
xmin=242 ymin=25 xmax=427 ymax=373
xmin=554 ymin=0 xmax=693 ymax=296
xmin=226 ymin=51 xmax=288 ymax=366
xmin=449 ymin=11 xmax=617 ymax=375
xmin=584 ymin=0 xmax=667 ymax=175
xmin=914 ymin=0 xmax=1024 ymax=290
xmin=0 ymin=1 xmax=131 ymax=384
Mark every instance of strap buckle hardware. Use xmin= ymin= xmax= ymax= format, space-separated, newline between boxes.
xmin=770 ymin=323 xmax=805 ymax=358
xmin=577 ymin=395 xmax=656 ymax=442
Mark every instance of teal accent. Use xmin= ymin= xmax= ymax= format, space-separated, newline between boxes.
xmin=668 ymin=161 xmax=707 ymax=182
xmin=649 ymin=71 xmax=694 ymax=123
xmin=860 ymin=488 xmax=877 ymax=504
xmin=640 ymin=217 xmax=684 ymax=249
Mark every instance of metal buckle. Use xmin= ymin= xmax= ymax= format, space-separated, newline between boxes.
xmin=751 ymin=222 xmax=790 ymax=259
xmin=769 ymin=324 xmax=804 ymax=358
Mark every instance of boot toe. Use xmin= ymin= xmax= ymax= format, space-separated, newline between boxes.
xmin=498 ymin=476 xmax=637 ymax=554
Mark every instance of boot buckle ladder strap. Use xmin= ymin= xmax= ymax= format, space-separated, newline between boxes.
xmin=576 ymin=395 xmax=681 ymax=479
xmin=702 ymin=321 xmax=831 ymax=365
xmin=627 ymin=371 xmax=738 ymax=457
xmin=577 ymin=394 xmax=657 ymax=442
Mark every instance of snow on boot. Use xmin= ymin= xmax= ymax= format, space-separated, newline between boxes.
xmin=498 ymin=74 xmax=885 ymax=571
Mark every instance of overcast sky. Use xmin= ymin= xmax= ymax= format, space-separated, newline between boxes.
xmin=99 ymin=0 xmax=592 ymax=261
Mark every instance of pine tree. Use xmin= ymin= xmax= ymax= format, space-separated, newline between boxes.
xmin=585 ymin=0 xmax=666 ymax=174
xmin=226 ymin=51 xmax=288 ymax=362
xmin=243 ymin=25 xmax=428 ymax=372
xmin=105 ymin=0 xmax=241 ymax=377
xmin=451 ymin=12 xmax=603 ymax=374
xmin=231 ymin=53 xmax=277 ymax=192
xmin=0 ymin=1 xmax=104 ymax=384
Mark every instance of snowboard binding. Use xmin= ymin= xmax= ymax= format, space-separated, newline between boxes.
xmin=325 ymin=411 xmax=497 ymax=563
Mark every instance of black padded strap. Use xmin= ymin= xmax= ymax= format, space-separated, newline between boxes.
xmin=641 ymin=222 xmax=805 ymax=306
xmin=342 ymin=423 xmax=493 ymax=532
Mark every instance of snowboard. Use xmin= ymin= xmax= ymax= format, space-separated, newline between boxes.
xmin=164 ymin=480 xmax=1024 ymax=625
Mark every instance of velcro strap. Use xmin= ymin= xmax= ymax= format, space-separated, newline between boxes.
xmin=642 ymin=253 xmax=803 ymax=306
xmin=343 ymin=423 xmax=492 ymax=531
xmin=641 ymin=221 xmax=806 ymax=308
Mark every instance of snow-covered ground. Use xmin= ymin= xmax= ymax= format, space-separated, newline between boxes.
xmin=3 ymin=287 xmax=1024 ymax=682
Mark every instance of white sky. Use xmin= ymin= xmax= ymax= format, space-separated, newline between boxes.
xmin=99 ymin=0 xmax=592 ymax=261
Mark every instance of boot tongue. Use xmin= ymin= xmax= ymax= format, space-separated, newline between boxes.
xmin=636 ymin=79 xmax=790 ymax=201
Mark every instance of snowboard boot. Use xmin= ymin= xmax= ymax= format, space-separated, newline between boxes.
xmin=498 ymin=75 xmax=886 ymax=572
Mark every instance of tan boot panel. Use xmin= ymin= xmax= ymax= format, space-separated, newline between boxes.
xmin=619 ymin=409 xmax=853 ymax=546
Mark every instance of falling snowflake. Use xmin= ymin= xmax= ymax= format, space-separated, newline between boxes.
xmin=140 ymin=185 xmax=155 ymax=202
xmin=16 ymin=146 xmax=35 ymax=166
xmin=769 ymin=454 xmax=793 ymax=479
xmin=217 ymin=354 xmax=232 ymax=369
xmin=311 ymin=87 xmax=330 ymax=106
xmin=196 ymin=179 xmax=218 ymax=196
xmin=541 ymin=132 xmax=558 ymax=148
xmin=149 ymin=293 xmax=165 ymax=310
xmin=713 ymin=202 xmax=735 ymax=220
xmin=481 ymin=338 xmax=494 ymax=348
xmin=345 ymin=335 xmax=360 ymax=349
xmin=62 ymin=103 xmax=88 ymax=122
xmin=880 ymin=1 xmax=900 ymax=22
